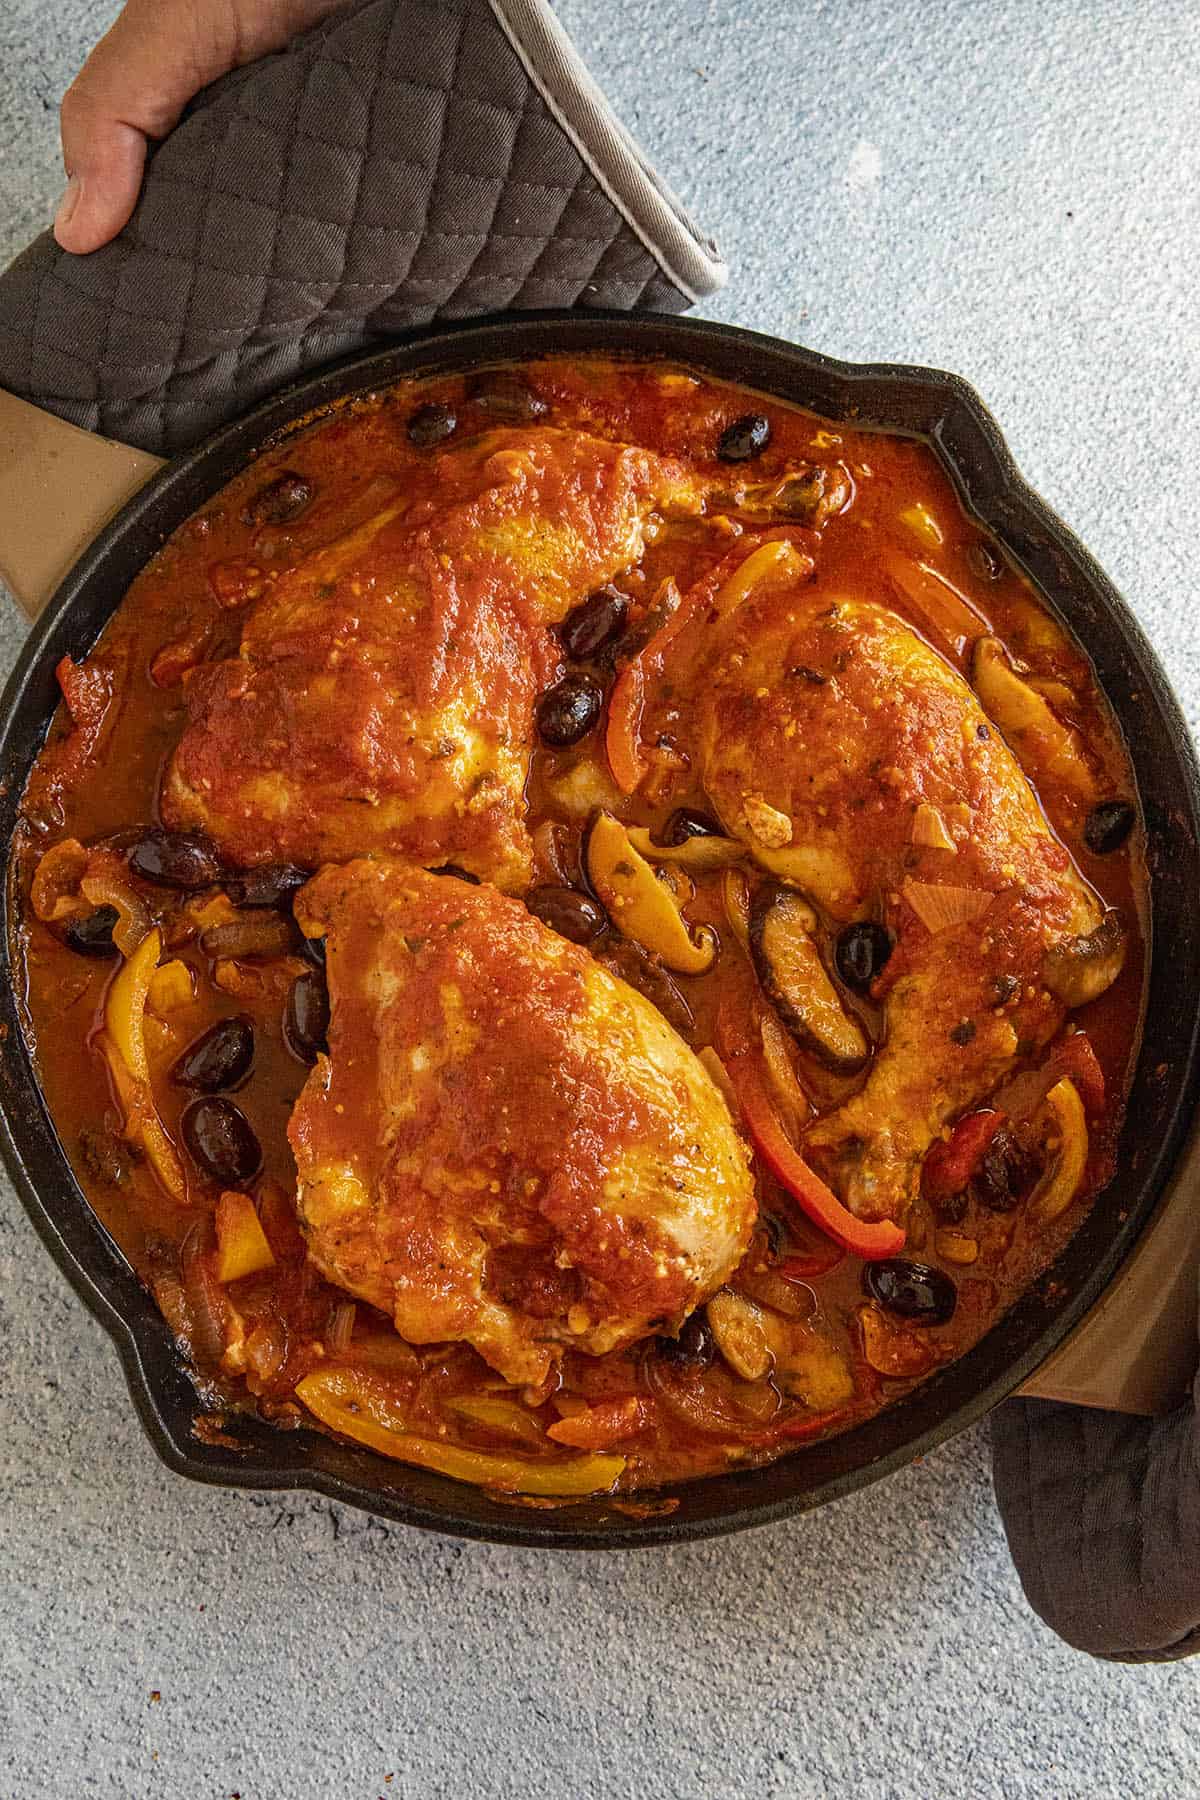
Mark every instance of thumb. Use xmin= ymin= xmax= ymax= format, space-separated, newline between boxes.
xmin=55 ymin=2 xmax=232 ymax=256
xmin=53 ymin=0 xmax=346 ymax=256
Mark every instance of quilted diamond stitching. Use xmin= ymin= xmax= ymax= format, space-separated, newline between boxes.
xmin=0 ymin=0 xmax=694 ymax=453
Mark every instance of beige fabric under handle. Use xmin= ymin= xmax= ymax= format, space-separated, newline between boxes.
xmin=0 ymin=389 xmax=163 ymax=621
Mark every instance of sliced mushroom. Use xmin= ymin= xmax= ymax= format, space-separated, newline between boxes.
xmin=761 ymin=1313 xmax=856 ymax=1405
xmin=728 ymin=463 xmax=854 ymax=529
xmin=972 ymin=636 xmax=1096 ymax=803
xmin=759 ymin=1009 xmax=813 ymax=1134
xmin=706 ymin=1290 xmax=773 ymax=1382
xmin=1042 ymin=909 xmax=1126 ymax=1007
xmin=626 ymin=825 xmax=744 ymax=872
xmin=750 ymin=884 xmax=869 ymax=1072
xmin=585 ymin=813 xmax=717 ymax=975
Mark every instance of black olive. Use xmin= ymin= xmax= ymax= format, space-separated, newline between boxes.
xmin=560 ymin=586 xmax=629 ymax=662
xmin=655 ymin=1311 xmax=714 ymax=1368
xmin=181 ymin=1097 xmax=262 ymax=1189
xmin=863 ymin=1259 xmax=957 ymax=1326
xmin=967 ymin=541 xmax=1004 ymax=581
xmin=171 ymin=1017 xmax=255 ymax=1093
xmin=973 ymin=1131 xmax=1037 ymax=1213
xmin=431 ymin=863 xmax=482 ymax=885
xmin=835 ymin=920 xmax=893 ymax=993
xmin=1084 ymin=800 xmax=1136 ymax=856
xmin=466 ymin=369 xmax=548 ymax=422
xmin=128 ymin=829 xmax=221 ymax=890
xmin=63 ymin=905 xmax=120 ymax=958
xmin=285 ymin=969 xmax=330 ymax=1064
xmin=226 ymin=863 xmax=310 ymax=909
xmin=535 ymin=674 xmax=604 ymax=747
xmin=525 ymin=885 xmax=607 ymax=945
xmin=407 ymin=402 xmax=457 ymax=448
xmin=717 ymin=413 xmax=772 ymax=463
xmin=241 ymin=471 xmax=313 ymax=527
xmin=660 ymin=806 xmax=723 ymax=846
xmin=300 ymin=934 xmax=327 ymax=970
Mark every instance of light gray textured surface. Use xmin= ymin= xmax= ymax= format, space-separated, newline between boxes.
xmin=2 ymin=1 xmax=1199 ymax=1795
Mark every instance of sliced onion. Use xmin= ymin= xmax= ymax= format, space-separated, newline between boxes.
xmin=200 ymin=915 xmax=295 ymax=960
xmin=641 ymin=1349 xmax=759 ymax=1441
xmin=82 ymin=864 xmax=151 ymax=954
xmin=31 ymin=838 xmax=90 ymax=922
xmin=326 ymin=1301 xmax=356 ymax=1355
xmin=736 ymin=1265 xmax=816 ymax=1320
xmin=179 ymin=1218 xmax=232 ymax=1369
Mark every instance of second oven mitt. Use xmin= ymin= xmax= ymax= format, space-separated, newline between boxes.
xmin=0 ymin=0 xmax=725 ymax=456
xmin=991 ymin=1387 xmax=1200 ymax=1663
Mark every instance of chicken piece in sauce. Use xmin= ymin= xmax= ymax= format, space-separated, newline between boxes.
xmin=288 ymin=860 xmax=756 ymax=1387
xmin=689 ymin=560 xmax=1119 ymax=1223
xmin=162 ymin=428 xmax=704 ymax=890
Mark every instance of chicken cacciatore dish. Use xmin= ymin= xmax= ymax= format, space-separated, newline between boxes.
xmin=12 ymin=357 xmax=1146 ymax=1502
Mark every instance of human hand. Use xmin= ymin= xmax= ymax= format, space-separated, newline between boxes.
xmin=55 ymin=0 xmax=348 ymax=254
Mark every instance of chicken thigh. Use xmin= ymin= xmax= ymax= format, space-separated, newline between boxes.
xmin=687 ymin=553 xmax=1118 ymax=1222
xmin=289 ymin=860 xmax=756 ymax=1386
xmin=163 ymin=428 xmax=702 ymax=889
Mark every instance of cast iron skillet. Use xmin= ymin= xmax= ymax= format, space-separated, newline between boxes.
xmin=2 ymin=312 xmax=1198 ymax=1548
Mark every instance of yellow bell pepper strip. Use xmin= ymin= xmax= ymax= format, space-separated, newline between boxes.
xmin=295 ymin=1368 xmax=625 ymax=1495
xmin=99 ymin=927 xmax=187 ymax=1200
xmin=446 ymin=1396 xmax=548 ymax=1449
xmin=1032 ymin=1078 xmax=1088 ymax=1222
xmin=717 ymin=996 xmax=905 ymax=1260
xmin=104 ymin=925 xmax=162 ymax=1080
xmin=214 ymin=1190 xmax=276 ymax=1283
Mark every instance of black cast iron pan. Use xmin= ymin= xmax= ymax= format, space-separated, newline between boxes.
xmin=1 ymin=312 xmax=1198 ymax=1548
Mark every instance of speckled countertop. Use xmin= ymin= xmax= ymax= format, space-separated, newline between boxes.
xmin=2 ymin=1 xmax=1199 ymax=1794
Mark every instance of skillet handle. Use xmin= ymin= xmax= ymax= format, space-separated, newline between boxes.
xmin=0 ymin=388 xmax=164 ymax=623
xmin=1018 ymin=1106 xmax=1200 ymax=1415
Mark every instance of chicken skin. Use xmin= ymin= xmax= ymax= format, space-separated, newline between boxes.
xmin=687 ymin=551 xmax=1116 ymax=1222
xmin=163 ymin=428 xmax=702 ymax=890
xmin=289 ymin=860 xmax=756 ymax=1386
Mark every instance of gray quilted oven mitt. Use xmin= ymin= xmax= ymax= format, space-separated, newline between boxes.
xmin=0 ymin=0 xmax=724 ymax=452
xmin=992 ymin=1392 xmax=1200 ymax=1664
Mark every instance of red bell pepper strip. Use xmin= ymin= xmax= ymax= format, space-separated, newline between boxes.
xmin=717 ymin=996 xmax=906 ymax=1260
xmin=775 ymin=1250 xmax=846 ymax=1281
xmin=920 ymin=1108 xmax=1006 ymax=1204
xmin=747 ymin=1406 xmax=854 ymax=1448
xmin=1050 ymin=1031 xmax=1106 ymax=1117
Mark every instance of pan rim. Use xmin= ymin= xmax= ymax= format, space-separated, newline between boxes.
xmin=2 ymin=309 xmax=1197 ymax=1549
